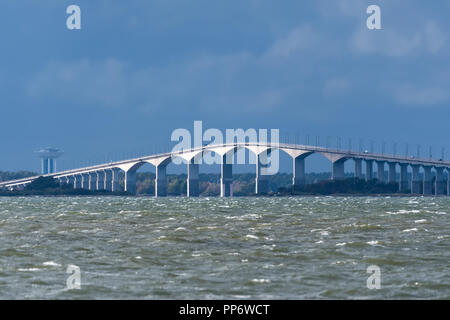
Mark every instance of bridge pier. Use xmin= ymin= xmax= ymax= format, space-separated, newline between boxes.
xmin=423 ymin=166 xmax=433 ymax=195
xmin=399 ymin=164 xmax=409 ymax=193
xmin=447 ymin=169 xmax=450 ymax=196
xmin=112 ymin=168 xmax=120 ymax=192
xmin=376 ymin=161 xmax=385 ymax=183
xmin=220 ymin=154 xmax=232 ymax=197
xmin=124 ymin=170 xmax=136 ymax=195
xmin=58 ymin=177 xmax=68 ymax=185
xmin=365 ymin=160 xmax=373 ymax=181
xmin=155 ymin=165 xmax=168 ymax=197
xmin=81 ymin=173 xmax=89 ymax=189
xmin=187 ymin=161 xmax=199 ymax=197
xmin=331 ymin=159 xmax=345 ymax=180
xmin=354 ymin=158 xmax=363 ymax=179
xmin=255 ymin=153 xmax=270 ymax=195
xmin=292 ymin=156 xmax=306 ymax=187
xmin=74 ymin=174 xmax=82 ymax=189
xmin=67 ymin=176 xmax=75 ymax=189
xmin=89 ymin=172 xmax=97 ymax=191
xmin=411 ymin=165 xmax=421 ymax=195
xmin=104 ymin=170 xmax=113 ymax=191
xmin=435 ymin=167 xmax=445 ymax=196
xmin=96 ymin=171 xmax=105 ymax=190
xmin=11 ymin=184 xmax=23 ymax=191
xmin=388 ymin=162 xmax=397 ymax=184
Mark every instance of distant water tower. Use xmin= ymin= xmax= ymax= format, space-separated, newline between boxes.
xmin=36 ymin=147 xmax=63 ymax=174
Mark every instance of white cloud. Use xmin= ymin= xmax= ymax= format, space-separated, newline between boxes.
xmin=26 ymin=18 xmax=448 ymax=117
xmin=351 ymin=21 xmax=446 ymax=57
xmin=26 ymin=24 xmax=328 ymax=115
xmin=26 ymin=53 xmax=273 ymax=114
xmin=264 ymin=25 xmax=322 ymax=59
xmin=323 ymin=78 xmax=351 ymax=97
xmin=319 ymin=0 xmax=367 ymax=18
xmin=424 ymin=22 xmax=447 ymax=54
xmin=27 ymin=59 xmax=132 ymax=108
xmin=393 ymin=85 xmax=449 ymax=106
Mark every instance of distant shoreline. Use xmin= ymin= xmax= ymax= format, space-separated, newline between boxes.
xmin=0 ymin=192 xmax=428 ymax=198
xmin=0 ymin=190 xmax=129 ymax=197
xmin=0 ymin=175 xmax=436 ymax=198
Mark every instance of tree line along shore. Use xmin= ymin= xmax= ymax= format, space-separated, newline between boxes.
xmin=1 ymin=171 xmax=407 ymax=196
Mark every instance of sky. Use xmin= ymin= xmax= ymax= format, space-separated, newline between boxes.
xmin=1 ymin=0 xmax=449 ymax=173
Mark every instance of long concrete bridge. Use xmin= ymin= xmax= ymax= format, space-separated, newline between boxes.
xmin=1 ymin=142 xmax=450 ymax=196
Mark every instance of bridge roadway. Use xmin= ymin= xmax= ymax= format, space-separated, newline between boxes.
xmin=1 ymin=142 xmax=450 ymax=196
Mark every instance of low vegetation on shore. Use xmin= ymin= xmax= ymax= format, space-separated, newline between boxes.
xmin=277 ymin=178 xmax=400 ymax=196
xmin=0 ymin=176 xmax=128 ymax=196
xmin=1 ymin=171 xmax=402 ymax=196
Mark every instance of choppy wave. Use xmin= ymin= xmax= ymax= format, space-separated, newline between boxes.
xmin=0 ymin=195 xmax=448 ymax=299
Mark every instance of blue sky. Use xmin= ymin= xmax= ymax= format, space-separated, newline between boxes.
xmin=1 ymin=0 xmax=449 ymax=173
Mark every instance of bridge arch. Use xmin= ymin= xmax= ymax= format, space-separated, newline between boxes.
xmin=115 ymin=156 xmax=173 ymax=195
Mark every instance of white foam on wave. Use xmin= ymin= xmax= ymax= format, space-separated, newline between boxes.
xmin=244 ymin=214 xmax=261 ymax=219
xmin=251 ymin=278 xmax=270 ymax=283
xmin=414 ymin=219 xmax=427 ymax=224
xmin=402 ymin=228 xmax=418 ymax=232
xmin=196 ymin=226 xmax=218 ymax=230
xmin=43 ymin=261 xmax=61 ymax=267
xmin=388 ymin=209 xmax=421 ymax=215
xmin=18 ymin=268 xmax=40 ymax=272
xmin=310 ymin=228 xmax=330 ymax=234
xmin=245 ymin=234 xmax=259 ymax=240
